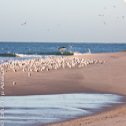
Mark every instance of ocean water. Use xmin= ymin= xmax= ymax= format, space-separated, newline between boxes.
xmin=0 ymin=42 xmax=126 ymax=56
xmin=0 ymin=42 xmax=126 ymax=64
xmin=0 ymin=93 xmax=124 ymax=126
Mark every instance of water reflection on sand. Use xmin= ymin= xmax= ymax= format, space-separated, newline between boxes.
xmin=0 ymin=93 xmax=124 ymax=126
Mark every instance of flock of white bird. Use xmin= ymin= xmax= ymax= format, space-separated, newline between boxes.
xmin=0 ymin=56 xmax=106 ymax=86
xmin=0 ymin=56 xmax=105 ymax=75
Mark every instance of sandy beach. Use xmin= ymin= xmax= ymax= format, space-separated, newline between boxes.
xmin=1 ymin=0 xmax=126 ymax=125
xmin=1 ymin=52 xmax=126 ymax=126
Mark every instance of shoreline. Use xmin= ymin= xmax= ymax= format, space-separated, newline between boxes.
xmin=1 ymin=93 xmax=125 ymax=126
xmin=47 ymin=104 xmax=126 ymax=126
xmin=1 ymin=51 xmax=126 ymax=126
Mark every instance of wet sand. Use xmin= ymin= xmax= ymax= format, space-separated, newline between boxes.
xmin=48 ymin=104 xmax=126 ymax=126
xmin=2 ymin=52 xmax=126 ymax=126
xmin=1 ymin=93 xmax=123 ymax=126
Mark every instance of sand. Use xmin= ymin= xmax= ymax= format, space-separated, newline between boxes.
xmin=2 ymin=52 xmax=126 ymax=126
xmin=48 ymin=105 xmax=126 ymax=126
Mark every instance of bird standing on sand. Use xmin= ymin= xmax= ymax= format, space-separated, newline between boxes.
xmin=28 ymin=72 xmax=31 ymax=77
xmin=12 ymin=81 xmax=16 ymax=86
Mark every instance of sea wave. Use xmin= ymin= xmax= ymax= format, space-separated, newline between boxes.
xmin=0 ymin=51 xmax=74 ymax=58
xmin=0 ymin=53 xmax=17 ymax=57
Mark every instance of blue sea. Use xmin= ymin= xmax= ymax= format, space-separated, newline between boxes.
xmin=0 ymin=42 xmax=126 ymax=63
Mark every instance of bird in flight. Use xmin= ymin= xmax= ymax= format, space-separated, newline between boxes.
xmin=122 ymin=16 xmax=125 ymax=19
xmin=21 ymin=21 xmax=27 ymax=26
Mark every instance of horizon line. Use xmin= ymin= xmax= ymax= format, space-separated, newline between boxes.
xmin=0 ymin=41 xmax=126 ymax=44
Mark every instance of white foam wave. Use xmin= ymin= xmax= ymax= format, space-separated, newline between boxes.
xmin=15 ymin=53 xmax=42 ymax=58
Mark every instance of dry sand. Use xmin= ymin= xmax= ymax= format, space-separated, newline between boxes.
xmin=2 ymin=52 xmax=126 ymax=126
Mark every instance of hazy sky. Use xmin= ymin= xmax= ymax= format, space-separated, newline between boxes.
xmin=0 ymin=0 xmax=126 ymax=42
